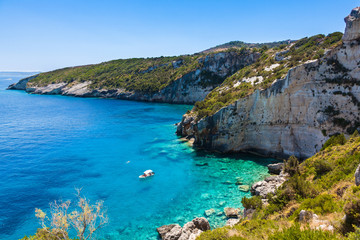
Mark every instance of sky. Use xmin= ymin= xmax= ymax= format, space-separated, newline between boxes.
xmin=0 ymin=0 xmax=359 ymax=72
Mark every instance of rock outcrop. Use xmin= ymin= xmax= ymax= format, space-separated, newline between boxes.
xmin=250 ymin=174 xmax=287 ymax=198
xmin=343 ymin=7 xmax=360 ymax=42
xmin=267 ymin=163 xmax=284 ymax=175
xmin=7 ymin=75 xmax=38 ymax=90
xmin=355 ymin=164 xmax=360 ymax=186
xmin=8 ymin=51 xmax=259 ymax=104
xmin=177 ymin=8 xmax=360 ymax=159
xmin=157 ymin=218 xmax=210 ymax=240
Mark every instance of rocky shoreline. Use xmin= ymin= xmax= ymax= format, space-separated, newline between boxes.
xmin=156 ymin=162 xmax=287 ymax=240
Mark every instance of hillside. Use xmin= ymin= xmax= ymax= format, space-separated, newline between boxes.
xmin=7 ymin=50 xmax=260 ymax=104
xmin=177 ymin=7 xmax=360 ymax=160
xmin=197 ymin=132 xmax=360 ymax=239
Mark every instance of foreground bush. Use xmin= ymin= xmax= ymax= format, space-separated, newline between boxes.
xmin=22 ymin=189 xmax=107 ymax=240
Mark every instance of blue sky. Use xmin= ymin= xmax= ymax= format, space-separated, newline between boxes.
xmin=0 ymin=0 xmax=358 ymax=72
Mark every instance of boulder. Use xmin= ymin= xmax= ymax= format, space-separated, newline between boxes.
xmin=224 ymin=208 xmax=239 ymax=218
xmin=317 ymin=224 xmax=334 ymax=231
xmin=343 ymin=7 xmax=360 ymax=42
xmin=299 ymin=210 xmax=313 ymax=223
xmin=244 ymin=208 xmax=256 ymax=219
xmin=250 ymin=175 xmax=286 ymax=198
xmin=178 ymin=217 xmax=210 ymax=240
xmin=192 ymin=217 xmax=211 ymax=232
xmin=267 ymin=163 xmax=284 ymax=175
xmin=157 ymin=224 xmax=181 ymax=239
xmin=158 ymin=218 xmax=210 ymax=240
xmin=225 ymin=218 xmax=240 ymax=226
xmin=355 ymin=164 xmax=360 ymax=186
xmin=163 ymin=224 xmax=182 ymax=240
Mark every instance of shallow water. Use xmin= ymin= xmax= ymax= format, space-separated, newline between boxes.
xmin=0 ymin=74 xmax=277 ymax=239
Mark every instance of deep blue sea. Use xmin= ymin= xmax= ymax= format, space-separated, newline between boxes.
xmin=0 ymin=73 xmax=277 ymax=240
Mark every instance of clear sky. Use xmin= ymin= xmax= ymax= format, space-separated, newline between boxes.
xmin=0 ymin=0 xmax=358 ymax=72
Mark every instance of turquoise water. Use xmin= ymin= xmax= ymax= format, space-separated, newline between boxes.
xmin=0 ymin=74 xmax=276 ymax=240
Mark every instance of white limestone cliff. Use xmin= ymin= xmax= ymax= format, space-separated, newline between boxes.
xmin=177 ymin=7 xmax=360 ymax=159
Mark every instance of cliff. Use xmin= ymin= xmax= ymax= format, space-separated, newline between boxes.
xmin=7 ymin=51 xmax=259 ymax=104
xmin=177 ymin=8 xmax=360 ymax=159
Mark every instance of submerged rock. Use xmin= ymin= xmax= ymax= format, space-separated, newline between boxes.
xmin=238 ymin=185 xmax=250 ymax=192
xmin=204 ymin=209 xmax=215 ymax=217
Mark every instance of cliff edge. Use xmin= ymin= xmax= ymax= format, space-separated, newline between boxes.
xmin=177 ymin=8 xmax=360 ymax=159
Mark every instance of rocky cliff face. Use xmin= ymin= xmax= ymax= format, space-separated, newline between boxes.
xmin=8 ymin=51 xmax=259 ymax=104
xmin=177 ymin=8 xmax=360 ymax=159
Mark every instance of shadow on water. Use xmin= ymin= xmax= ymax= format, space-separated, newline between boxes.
xmin=191 ymin=148 xmax=281 ymax=167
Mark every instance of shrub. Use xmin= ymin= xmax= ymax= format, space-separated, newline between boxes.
xmin=348 ymin=226 xmax=360 ymax=240
xmin=269 ymin=224 xmax=340 ymax=240
xmin=285 ymin=174 xmax=318 ymax=199
xmin=321 ymin=134 xmax=347 ymax=151
xmin=314 ymin=159 xmax=333 ymax=178
xmin=300 ymin=194 xmax=337 ymax=215
xmin=283 ymin=155 xmax=300 ymax=176
xmin=241 ymin=196 xmax=263 ymax=210
xmin=21 ymin=228 xmax=71 ymax=240
xmin=34 ymin=189 xmax=108 ymax=240
xmin=344 ymin=195 xmax=360 ymax=229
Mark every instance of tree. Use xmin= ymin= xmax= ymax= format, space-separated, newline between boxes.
xmin=283 ymin=155 xmax=300 ymax=176
xmin=35 ymin=189 xmax=108 ymax=240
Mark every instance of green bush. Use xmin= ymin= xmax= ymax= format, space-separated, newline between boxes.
xmin=241 ymin=196 xmax=263 ymax=210
xmin=300 ymin=194 xmax=337 ymax=215
xmin=344 ymin=195 xmax=360 ymax=229
xmin=20 ymin=228 xmax=74 ymax=240
xmin=321 ymin=134 xmax=347 ymax=151
xmin=269 ymin=224 xmax=339 ymax=240
xmin=284 ymin=155 xmax=300 ymax=176
xmin=348 ymin=226 xmax=360 ymax=240
xmin=314 ymin=159 xmax=333 ymax=178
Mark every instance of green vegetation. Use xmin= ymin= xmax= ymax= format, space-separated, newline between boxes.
xmin=321 ymin=134 xmax=346 ymax=150
xmin=192 ymin=32 xmax=343 ymax=119
xmin=198 ymin=133 xmax=360 ymax=240
xmin=26 ymin=48 xmax=253 ymax=94
xmin=28 ymin=55 xmax=201 ymax=93
xmin=203 ymin=40 xmax=292 ymax=53
xmin=283 ymin=155 xmax=300 ymax=176
xmin=268 ymin=225 xmax=340 ymax=240
xmin=241 ymin=196 xmax=263 ymax=210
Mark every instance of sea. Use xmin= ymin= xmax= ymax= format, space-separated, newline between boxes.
xmin=0 ymin=73 xmax=277 ymax=239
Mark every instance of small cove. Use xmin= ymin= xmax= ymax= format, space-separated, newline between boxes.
xmin=0 ymin=74 xmax=277 ymax=240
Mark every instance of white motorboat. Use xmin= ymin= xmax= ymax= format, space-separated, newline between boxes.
xmin=139 ymin=169 xmax=155 ymax=178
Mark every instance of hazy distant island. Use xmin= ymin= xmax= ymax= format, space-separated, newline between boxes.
xmin=9 ymin=6 xmax=360 ymax=240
